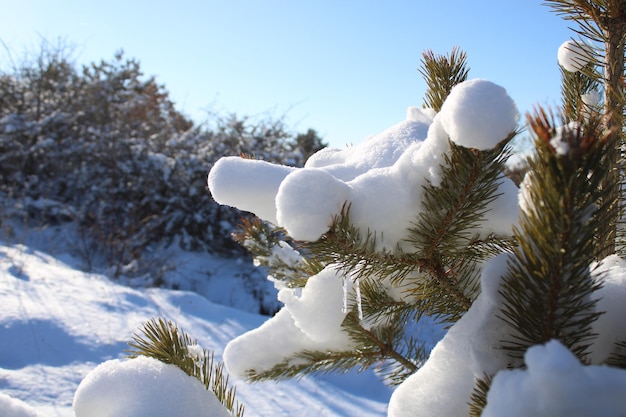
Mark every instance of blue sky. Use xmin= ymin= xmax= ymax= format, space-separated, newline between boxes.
xmin=1 ymin=1 xmax=572 ymax=148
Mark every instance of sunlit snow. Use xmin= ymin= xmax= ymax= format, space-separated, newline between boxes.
xmin=0 ymin=237 xmax=391 ymax=417
xmin=558 ymin=39 xmax=593 ymax=73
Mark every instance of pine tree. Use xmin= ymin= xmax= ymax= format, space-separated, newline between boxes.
xmin=215 ymin=49 xmax=519 ymax=387
xmin=202 ymin=2 xmax=626 ymax=416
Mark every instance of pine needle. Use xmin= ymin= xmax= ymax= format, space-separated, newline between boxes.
xmin=127 ymin=318 xmax=245 ymax=417
xmin=498 ymin=109 xmax=611 ymax=362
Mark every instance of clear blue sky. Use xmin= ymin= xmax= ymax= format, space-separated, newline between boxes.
xmin=1 ymin=1 xmax=572 ymax=148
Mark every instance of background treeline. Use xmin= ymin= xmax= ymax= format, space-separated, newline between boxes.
xmin=0 ymin=44 xmax=325 ymax=274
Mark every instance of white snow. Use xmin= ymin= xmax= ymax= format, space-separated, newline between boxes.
xmin=73 ymin=356 xmax=231 ymax=417
xmin=0 ymin=392 xmax=39 ymax=417
xmin=0 ymin=237 xmax=391 ymax=417
xmin=388 ymin=251 xmax=626 ymax=417
xmin=589 ymin=255 xmax=626 ymax=363
xmin=439 ymin=79 xmax=519 ymax=150
xmin=277 ymin=266 xmax=348 ymax=344
xmin=7 ymin=70 xmax=626 ymax=417
xmin=210 ymin=80 xmax=522 ymax=409
xmin=208 ymin=79 xmax=520 ymax=248
xmin=275 ymin=168 xmax=351 ymax=242
xmin=582 ymin=89 xmax=602 ymax=110
xmin=224 ymin=265 xmax=356 ymax=378
xmin=558 ymin=39 xmax=593 ymax=72
xmin=208 ymin=157 xmax=297 ymax=225
xmin=387 ymin=254 xmax=513 ymax=417
xmin=483 ymin=340 xmax=626 ymax=417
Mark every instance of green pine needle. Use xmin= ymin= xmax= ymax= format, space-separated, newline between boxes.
xmin=232 ymin=216 xmax=323 ymax=288
xmin=468 ymin=374 xmax=493 ymax=417
xmin=605 ymin=341 xmax=626 ymax=369
xmin=127 ymin=318 xmax=245 ymax=417
xmin=498 ymin=109 xmax=611 ymax=363
xmin=419 ymin=47 xmax=470 ymax=111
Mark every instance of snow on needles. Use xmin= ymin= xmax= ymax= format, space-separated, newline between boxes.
xmin=389 ymin=254 xmax=626 ymax=417
xmin=558 ymin=39 xmax=593 ymax=73
xmin=210 ymin=78 xmax=520 ymax=384
xmin=223 ymin=266 xmax=355 ymax=378
xmin=0 ymin=393 xmax=39 ymax=417
xmin=208 ymin=78 xmax=520 ymax=248
xmin=483 ymin=340 xmax=626 ymax=417
xmin=388 ymin=254 xmax=513 ymax=417
xmin=73 ymin=356 xmax=231 ymax=417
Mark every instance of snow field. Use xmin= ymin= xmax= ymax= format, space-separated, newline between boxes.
xmin=0 ymin=242 xmax=391 ymax=416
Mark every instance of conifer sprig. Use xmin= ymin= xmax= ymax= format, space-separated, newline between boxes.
xmin=546 ymin=0 xmax=626 ymax=257
xmin=225 ymin=45 xmax=516 ymax=388
xmin=404 ymin=139 xmax=516 ymax=319
xmin=239 ymin=275 xmax=429 ymax=385
xmin=419 ymin=47 xmax=470 ymax=111
xmin=232 ymin=216 xmax=323 ymax=288
xmin=306 ymin=134 xmax=516 ymax=329
xmin=606 ymin=341 xmax=626 ymax=368
xmin=241 ymin=306 xmax=425 ymax=385
xmin=560 ymin=64 xmax=601 ymax=122
xmin=468 ymin=374 xmax=493 ymax=417
xmin=498 ymin=109 xmax=611 ymax=362
xmin=127 ymin=318 xmax=245 ymax=417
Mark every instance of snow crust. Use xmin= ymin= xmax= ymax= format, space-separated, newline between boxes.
xmin=558 ymin=39 xmax=593 ymax=72
xmin=208 ymin=79 xmax=520 ymax=249
xmin=73 ymin=356 xmax=231 ymax=417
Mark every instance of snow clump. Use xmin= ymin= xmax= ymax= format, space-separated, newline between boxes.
xmin=558 ymin=39 xmax=593 ymax=72
xmin=73 ymin=356 xmax=231 ymax=417
xmin=211 ymin=78 xmax=521 ymax=383
xmin=388 ymin=253 xmax=626 ymax=417
xmin=208 ymin=78 xmax=519 ymax=249
xmin=0 ymin=392 xmax=40 ymax=417
xmin=483 ymin=340 xmax=626 ymax=417
xmin=223 ymin=265 xmax=355 ymax=377
xmin=439 ymin=79 xmax=518 ymax=150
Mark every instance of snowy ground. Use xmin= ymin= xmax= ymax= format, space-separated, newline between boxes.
xmin=0 ymin=226 xmax=392 ymax=416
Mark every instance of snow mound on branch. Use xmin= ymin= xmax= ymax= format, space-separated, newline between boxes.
xmin=558 ymin=40 xmax=593 ymax=73
xmin=276 ymin=168 xmax=351 ymax=242
xmin=388 ymin=253 xmax=626 ymax=417
xmin=387 ymin=254 xmax=513 ymax=417
xmin=277 ymin=266 xmax=347 ymax=343
xmin=0 ymin=393 xmax=40 ymax=417
xmin=439 ymin=79 xmax=518 ymax=150
xmin=304 ymin=106 xmax=435 ymax=181
xmin=208 ymin=79 xmax=520 ymax=249
xmin=208 ymin=157 xmax=296 ymax=225
xmin=589 ymin=255 xmax=626 ymax=363
xmin=73 ymin=356 xmax=231 ymax=417
xmin=224 ymin=265 xmax=355 ymax=377
xmin=483 ymin=340 xmax=626 ymax=417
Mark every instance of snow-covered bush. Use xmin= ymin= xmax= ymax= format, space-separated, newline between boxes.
xmin=0 ymin=44 xmax=324 ymax=278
